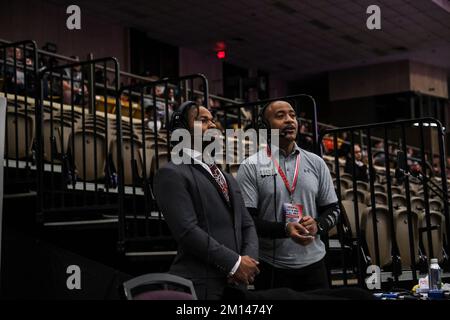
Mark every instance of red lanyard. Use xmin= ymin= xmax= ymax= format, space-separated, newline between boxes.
xmin=266 ymin=146 xmax=300 ymax=197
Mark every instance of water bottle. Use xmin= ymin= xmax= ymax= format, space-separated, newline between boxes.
xmin=429 ymin=258 xmax=442 ymax=291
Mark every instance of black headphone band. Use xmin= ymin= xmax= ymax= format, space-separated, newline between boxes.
xmin=169 ymin=100 xmax=198 ymax=132
xmin=257 ymin=102 xmax=272 ymax=130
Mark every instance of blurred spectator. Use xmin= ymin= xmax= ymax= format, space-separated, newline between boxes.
xmin=298 ymin=123 xmax=314 ymax=152
xmin=195 ymin=95 xmax=203 ymax=106
xmin=407 ymin=147 xmax=415 ymax=166
xmin=155 ymin=84 xmax=165 ymax=97
xmin=432 ymin=155 xmax=441 ymax=176
xmin=410 ymin=161 xmax=422 ymax=176
xmin=144 ymin=105 xmax=162 ymax=131
xmin=213 ymin=99 xmax=221 ymax=110
xmin=167 ymin=87 xmax=179 ymax=111
xmin=323 ymin=132 xmax=347 ymax=156
xmin=208 ymin=97 xmax=216 ymax=109
xmin=344 ymin=144 xmax=368 ymax=182
xmin=373 ymin=140 xmax=385 ymax=166
xmin=168 ymin=87 xmax=175 ymax=101
xmin=140 ymin=78 xmax=180 ymax=129
xmin=62 ymin=56 xmax=88 ymax=105
xmin=4 ymin=47 xmax=34 ymax=95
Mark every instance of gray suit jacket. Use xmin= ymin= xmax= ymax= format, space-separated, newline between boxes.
xmin=154 ymin=162 xmax=258 ymax=294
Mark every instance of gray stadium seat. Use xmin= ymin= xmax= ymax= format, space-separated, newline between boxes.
xmin=394 ymin=208 xmax=420 ymax=269
xmin=361 ymin=205 xmax=392 ymax=267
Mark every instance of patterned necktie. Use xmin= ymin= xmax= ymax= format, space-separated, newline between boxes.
xmin=208 ymin=164 xmax=230 ymax=204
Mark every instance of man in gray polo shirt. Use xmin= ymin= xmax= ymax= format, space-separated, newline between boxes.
xmin=237 ymin=100 xmax=340 ymax=291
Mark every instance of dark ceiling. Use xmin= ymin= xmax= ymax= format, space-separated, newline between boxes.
xmin=51 ymin=0 xmax=450 ymax=79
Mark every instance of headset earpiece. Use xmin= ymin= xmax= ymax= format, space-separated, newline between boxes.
xmin=257 ymin=102 xmax=271 ymax=130
xmin=169 ymin=100 xmax=197 ymax=132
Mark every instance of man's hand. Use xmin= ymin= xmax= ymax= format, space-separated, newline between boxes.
xmin=286 ymin=221 xmax=315 ymax=246
xmin=230 ymin=256 xmax=259 ymax=285
xmin=301 ymin=216 xmax=318 ymax=236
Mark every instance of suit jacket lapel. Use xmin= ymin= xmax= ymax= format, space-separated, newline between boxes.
xmin=192 ymin=164 xmax=231 ymax=208
xmin=224 ymin=173 xmax=239 ymax=221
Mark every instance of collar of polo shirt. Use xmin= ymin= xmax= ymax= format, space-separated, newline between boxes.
xmin=270 ymin=142 xmax=301 ymax=158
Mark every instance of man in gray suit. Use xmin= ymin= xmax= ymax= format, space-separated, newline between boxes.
xmin=154 ymin=102 xmax=259 ymax=300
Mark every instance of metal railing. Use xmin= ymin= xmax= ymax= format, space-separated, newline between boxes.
xmin=36 ymin=57 xmax=123 ymax=224
xmin=321 ymin=118 xmax=449 ymax=289
xmin=0 ymin=40 xmax=39 ymax=191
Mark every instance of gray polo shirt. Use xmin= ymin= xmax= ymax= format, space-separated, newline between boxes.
xmin=236 ymin=143 xmax=337 ymax=269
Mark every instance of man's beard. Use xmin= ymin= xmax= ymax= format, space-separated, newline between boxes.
xmin=279 ymin=124 xmax=297 ymax=142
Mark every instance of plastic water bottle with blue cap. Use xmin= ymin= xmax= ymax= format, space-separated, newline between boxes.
xmin=429 ymin=258 xmax=442 ymax=290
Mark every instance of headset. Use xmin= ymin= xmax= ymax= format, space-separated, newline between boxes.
xmin=169 ymin=100 xmax=198 ymax=132
xmin=257 ymin=102 xmax=271 ymax=131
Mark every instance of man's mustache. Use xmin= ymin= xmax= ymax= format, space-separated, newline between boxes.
xmin=281 ymin=125 xmax=297 ymax=134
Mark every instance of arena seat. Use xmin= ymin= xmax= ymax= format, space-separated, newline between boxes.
xmin=43 ymin=118 xmax=76 ymax=162
xmin=361 ymin=205 xmax=393 ymax=267
xmin=392 ymin=194 xmax=407 ymax=210
xmin=70 ymin=129 xmax=108 ymax=181
xmin=338 ymin=177 xmax=352 ymax=190
xmin=391 ymin=186 xmax=403 ymax=195
xmin=394 ymin=208 xmax=420 ymax=269
xmin=374 ymin=192 xmax=387 ymax=205
xmin=356 ymin=181 xmax=369 ymax=192
xmin=340 ymin=199 xmax=367 ymax=238
xmin=410 ymin=197 xmax=425 ymax=212
xmin=342 ymin=188 xmax=367 ymax=204
xmin=139 ymin=146 xmax=154 ymax=179
xmin=6 ymin=110 xmax=34 ymax=159
xmin=111 ymin=137 xmax=141 ymax=185
xmin=373 ymin=184 xmax=386 ymax=193
xmin=429 ymin=198 xmax=443 ymax=212
xmin=340 ymin=173 xmax=353 ymax=181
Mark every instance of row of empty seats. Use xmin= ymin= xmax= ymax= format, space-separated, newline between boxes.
xmin=4 ymin=93 xmax=172 ymax=185
xmin=341 ymin=199 xmax=446 ymax=268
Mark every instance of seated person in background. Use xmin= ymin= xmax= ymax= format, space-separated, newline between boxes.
xmin=143 ymin=105 xmax=162 ymax=132
xmin=344 ymin=144 xmax=368 ymax=182
xmin=167 ymin=87 xmax=178 ymax=111
xmin=432 ymin=155 xmax=441 ymax=176
xmin=143 ymin=84 xmax=176 ymax=127
xmin=62 ymin=56 xmax=88 ymax=105
xmin=372 ymin=140 xmax=385 ymax=166
xmin=298 ymin=123 xmax=314 ymax=152
xmin=4 ymin=47 xmax=34 ymax=95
